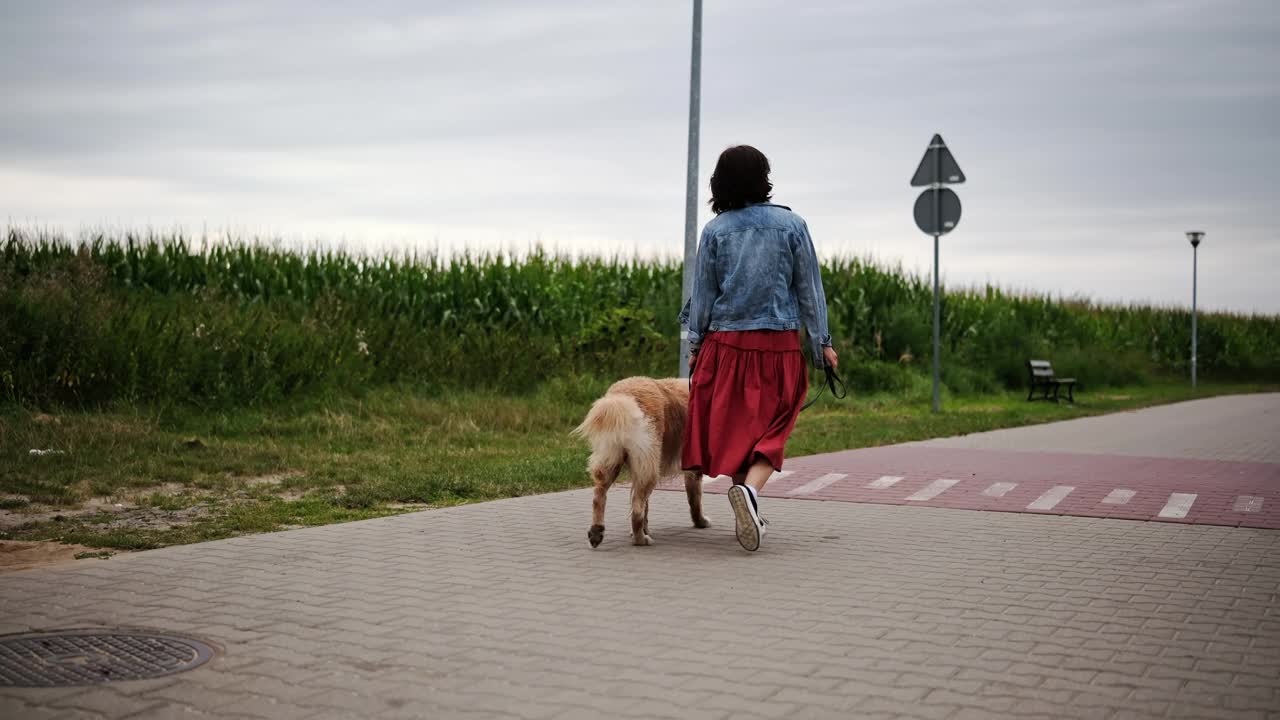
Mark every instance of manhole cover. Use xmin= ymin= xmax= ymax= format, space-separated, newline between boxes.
xmin=0 ymin=629 xmax=214 ymax=687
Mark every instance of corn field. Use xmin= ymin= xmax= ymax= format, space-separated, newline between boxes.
xmin=3 ymin=229 xmax=1278 ymax=406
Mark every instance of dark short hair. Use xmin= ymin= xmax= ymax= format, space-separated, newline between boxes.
xmin=708 ymin=145 xmax=773 ymax=215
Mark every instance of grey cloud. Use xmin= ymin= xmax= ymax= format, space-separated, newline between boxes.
xmin=1 ymin=0 xmax=1277 ymax=312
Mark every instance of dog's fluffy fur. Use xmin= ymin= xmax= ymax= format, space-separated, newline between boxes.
xmin=572 ymin=377 xmax=710 ymax=548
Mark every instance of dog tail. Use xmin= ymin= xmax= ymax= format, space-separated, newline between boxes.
xmin=573 ymin=387 xmax=661 ymax=484
xmin=572 ymin=393 xmax=643 ymax=443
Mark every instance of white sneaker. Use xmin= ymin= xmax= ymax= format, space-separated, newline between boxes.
xmin=727 ymin=484 xmax=766 ymax=551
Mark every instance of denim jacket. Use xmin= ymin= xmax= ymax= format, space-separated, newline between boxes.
xmin=678 ymin=202 xmax=833 ymax=368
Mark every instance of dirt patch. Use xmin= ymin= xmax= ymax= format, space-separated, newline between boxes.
xmin=385 ymin=502 xmax=432 ymax=511
xmin=98 ymin=504 xmax=216 ymax=532
xmin=241 ymin=471 xmax=304 ymax=488
xmin=239 ymin=471 xmax=308 ymax=500
xmin=0 ymin=496 xmax=135 ymax=531
xmin=0 ymin=477 xmax=250 ymax=532
xmin=138 ymin=482 xmax=188 ymax=496
xmin=0 ymin=540 xmax=115 ymax=574
xmin=1 ymin=469 xmax=314 ymax=540
xmin=0 ymin=493 xmax=216 ymax=533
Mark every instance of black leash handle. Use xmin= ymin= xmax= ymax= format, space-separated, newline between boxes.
xmin=800 ymin=364 xmax=847 ymax=413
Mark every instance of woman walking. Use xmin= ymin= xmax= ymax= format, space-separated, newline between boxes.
xmin=680 ymin=145 xmax=837 ymax=552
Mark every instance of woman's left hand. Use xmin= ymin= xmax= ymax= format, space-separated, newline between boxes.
xmin=823 ymin=346 xmax=838 ymax=369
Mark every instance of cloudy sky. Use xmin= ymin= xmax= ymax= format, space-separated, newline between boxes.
xmin=3 ymin=1 xmax=1278 ymax=313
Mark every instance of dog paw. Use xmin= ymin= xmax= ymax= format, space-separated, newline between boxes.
xmin=693 ymin=516 xmax=711 ymax=529
xmin=588 ymin=524 xmax=604 ymax=548
xmin=632 ymin=534 xmax=653 ymax=546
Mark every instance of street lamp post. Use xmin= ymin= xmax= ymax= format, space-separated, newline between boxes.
xmin=1186 ymin=231 xmax=1204 ymax=388
xmin=678 ymin=0 xmax=703 ymax=379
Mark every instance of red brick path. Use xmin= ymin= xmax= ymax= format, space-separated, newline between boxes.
xmin=663 ymin=446 xmax=1280 ymax=529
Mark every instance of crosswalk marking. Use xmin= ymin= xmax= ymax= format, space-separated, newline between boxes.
xmin=1102 ymin=489 xmax=1135 ymax=505
xmin=1158 ymin=493 xmax=1198 ymax=519
xmin=905 ymin=479 xmax=959 ymax=502
xmin=787 ymin=473 xmax=847 ymax=496
xmin=685 ymin=474 xmax=1256 ymax=525
xmin=982 ymin=482 xmax=1017 ymax=498
xmin=1232 ymin=495 xmax=1264 ymax=513
xmin=1028 ymin=485 xmax=1075 ymax=510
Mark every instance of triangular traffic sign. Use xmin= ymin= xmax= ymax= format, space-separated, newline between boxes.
xmin=910 ymin=134 xmax=965 ymax=186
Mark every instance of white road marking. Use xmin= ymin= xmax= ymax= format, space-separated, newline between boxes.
xmin=1232 ymin=495 xmax=1264 ymax=513
xmin=1027 ymin=486 xmax=1075 ymax=511
xmin=982 ymin=482 xmax=1017 ymax=498
xmin=1158 ymin=493 xmax=1198 ymax=519
xmin=905 ymin=479 xmax=960 ymax=502
xmin=786 ymin=473 xmax=847 ymax=496
xmin=1102 ymin=489 xmax=1136 ymax=505
xmin=866 ymin=475 xmax=904 ymax=489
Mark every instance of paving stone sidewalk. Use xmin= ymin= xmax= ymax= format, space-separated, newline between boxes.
xmin=916 ymin=393 xmax=1280 ymax=463
xmin=3 ymin=396 xmax=1279 ymax=719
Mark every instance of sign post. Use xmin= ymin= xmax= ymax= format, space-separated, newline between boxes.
xmin=911 ymin=134 xmax=966 ymax=413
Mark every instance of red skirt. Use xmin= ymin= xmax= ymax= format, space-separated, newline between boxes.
xmin=682 ymin=330 xmax=808 ymax=478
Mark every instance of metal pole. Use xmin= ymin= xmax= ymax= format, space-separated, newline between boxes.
xmin=932 ymin=234 xmax=941 ymax=413
xmin=1191 ymin=244 xmax=1198 ymax=388
xmin=678 ymin=0 xmax=703 ymax=379
xmin=931 ymin=146 xmax=942 ymax=413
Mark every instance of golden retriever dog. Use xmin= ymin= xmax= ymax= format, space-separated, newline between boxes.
xmin=572 ymin=377 xmax=711 ymax=548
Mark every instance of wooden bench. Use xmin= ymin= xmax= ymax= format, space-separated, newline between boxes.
xmin=1026 ymin=360 xmax=1077 ymax=403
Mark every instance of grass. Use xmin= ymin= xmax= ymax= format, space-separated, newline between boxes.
xmin=3 ymin=379 xmax=1273 ymax=551
xmin=3 ymin=228 xmax=1278 ymax=553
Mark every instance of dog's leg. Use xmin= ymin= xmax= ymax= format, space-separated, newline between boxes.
xmin=630 ymin=476 xmax=655 ymax=546
xmin=642 ymin=495 xmax=650 ymax=537
xmin=588 ymin=464 xmax=620 ymax=549
xmin=684 ymin=471 xmax=711 ymax=528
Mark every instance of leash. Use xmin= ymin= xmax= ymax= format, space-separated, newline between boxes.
xmin=800 ymin=363 xmax=847 ymax=412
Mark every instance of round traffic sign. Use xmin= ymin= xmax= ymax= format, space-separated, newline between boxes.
xmin=913 ymin=188 xmax=962 ymax=236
